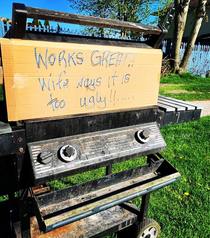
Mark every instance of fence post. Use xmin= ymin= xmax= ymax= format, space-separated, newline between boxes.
xmin=0 ymin=19 xmax=5 ymax=38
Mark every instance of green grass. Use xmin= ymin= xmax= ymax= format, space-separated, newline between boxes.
xmin=145 ymin=116 xmax=210 ymax=237
xmin=0 ymin=195 xmax=8 ymax=202
xmin=48 ymin=156 xmax=146 ymax=191
xmin=46 ymin=116 xmax=210 ymax=238
xmin=160 ymin=73 xmax=210 ymax=101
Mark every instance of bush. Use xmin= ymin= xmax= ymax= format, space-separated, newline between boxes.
xmin=161 ymin=57 xmax=173 ymax=77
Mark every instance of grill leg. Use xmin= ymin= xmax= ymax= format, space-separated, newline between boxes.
xmin=19 ymin=188 xmax=31 ymax=238
xmin=117 ymin=193 xmax=151 ymax=237
xmin=3 ymin=155 xmax=17 ymax=237
xmin=139 ymin=193 xmax=150 ymax=222
xmin=138 ymin=155 xmax=153 ymax=221
xmin=106 ymin=164 xmax=112 ymax=175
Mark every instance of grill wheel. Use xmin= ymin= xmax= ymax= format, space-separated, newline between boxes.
xmin=137 ymin=219 xmax=161 ymax=238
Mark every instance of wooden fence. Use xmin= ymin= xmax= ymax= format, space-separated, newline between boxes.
xmin=162 ymin=41 xmax=210 ymax=77
xmin=0 ymin=19 xmax=77 ymax=36
xmin=180 ymin=43 xmax=210 ymax=77
xmin=0 ymin=19 xmax=10 ymax=38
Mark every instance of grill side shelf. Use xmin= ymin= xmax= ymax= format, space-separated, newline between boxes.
xmin=157 ymin=95 xmax=203 ymax=126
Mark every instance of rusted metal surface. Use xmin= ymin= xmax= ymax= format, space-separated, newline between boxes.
xmin=32 ymin=185 xmax=50 ymax=196
xmin=14 ymin=219 xmax=85 ymax=238
xmin=29 ymin=203 xmax=138 ymax=238
xmin=30 ymin=218 xmax=85 ymax=238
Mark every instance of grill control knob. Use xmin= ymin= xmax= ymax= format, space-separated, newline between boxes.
xmin=136 ymin=129 xmax=150 ymax=143
xmin=39 ymin=151 xmax=53 ymax=164
xmin=60 ymin=145 xmax=77 ymax=162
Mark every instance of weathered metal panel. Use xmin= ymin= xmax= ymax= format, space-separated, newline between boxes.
xmin=28 ymin=122 xmax=166 ymax=184
xmin=25 ymin=107 xmax=157 ymax=143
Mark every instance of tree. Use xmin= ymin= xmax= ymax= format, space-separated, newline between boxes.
xmin=171 ymin=0 xmax=191 ymax=73
xmin=157 ymin=0 xmax=174 ymax=22
xmin=171 ymin=0 xmax=207 ymax=73
xmin=68 ymin=0 xmax=159 ymax=36
xmin=44 ymin=20 xmax=50 ymax=28
xmin=179 ymin=0 xmax=207 ymax=72
xmin=32 ymin=18 xmax=42 ymax=27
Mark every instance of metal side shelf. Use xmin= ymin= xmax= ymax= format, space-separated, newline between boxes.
xmin=157 ymin=95 xmax=203 ymax=127
xmin=13 ymin=154 xmax=180 ymax=237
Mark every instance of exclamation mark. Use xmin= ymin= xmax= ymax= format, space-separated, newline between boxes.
xmin=113 ymin=90 xmax=116 ymax=105
xmin=110 ymin=89 xmax=112 ymax=102
xmin=128 ymin=54 xmax=132 ymax=67
xmin=131 ymin=53 xmax=136 ymax=67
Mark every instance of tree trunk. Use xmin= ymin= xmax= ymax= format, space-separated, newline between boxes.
xmin=179 ymin=0 xmax=207 ymax=73
xmin=171 ymin=0 xmax=190 ymax=73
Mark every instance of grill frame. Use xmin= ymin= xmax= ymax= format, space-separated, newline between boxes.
xmin=0 ymin=3 xmax=182 ymax=237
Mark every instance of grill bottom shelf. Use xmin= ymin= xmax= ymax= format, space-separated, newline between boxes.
xmin=41 ymin=172 xmax=178 ymax=230
xmin=29 ymin=203 xmax=139 ymax=238
xmin=31 ymin=156 xmax=180 ymax=234
xmin=13 ymin=155 xmax=180 ymax=237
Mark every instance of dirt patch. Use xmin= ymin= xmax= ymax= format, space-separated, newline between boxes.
xmin=164 ymin=89 xmax=189 ymax=93
xmin=187 ymin=100 xmax=210 ymax=117
xmin=159 ymin=84 xmax=184 ymax=88
xmin=160 ymin=84 xmax=203 ymax=94
xmin=164 ymin=90 xmax=202 ymax=94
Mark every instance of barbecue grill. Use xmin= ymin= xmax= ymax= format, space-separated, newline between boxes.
xmin=0 ymin=3 xmax=180 ymax=238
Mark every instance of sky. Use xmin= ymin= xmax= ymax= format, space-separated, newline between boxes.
xmin=0 ymin=0 xmax=79 ymax=30
xmin=0 ymin=0 xmax=75 ymax=19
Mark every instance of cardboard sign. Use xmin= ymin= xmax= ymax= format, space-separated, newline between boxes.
xmin=1 ymin=38 xmax=162 ymax=121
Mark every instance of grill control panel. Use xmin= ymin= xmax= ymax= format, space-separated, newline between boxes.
xmin=28 ymin=122 xmax=166 ymax=184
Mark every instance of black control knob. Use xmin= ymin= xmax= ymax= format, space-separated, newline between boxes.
xmin=136 ymin=129 xmax=150 ymax=143
xmin=39 ymin=151 xmax=53 ymax=164
xmin=60 ymin=145 xmax=77 ymax=162
xmin=64 ymin=146 xmax=75 ymax=157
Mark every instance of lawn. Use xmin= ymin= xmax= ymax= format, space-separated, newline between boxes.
xmin=47 ymin=116 xmax=210 ymax=238
xmin=160 ymin=73 xmax=210 ymax=101
xmin=145 ymin=116 xmax=210 ymax=237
